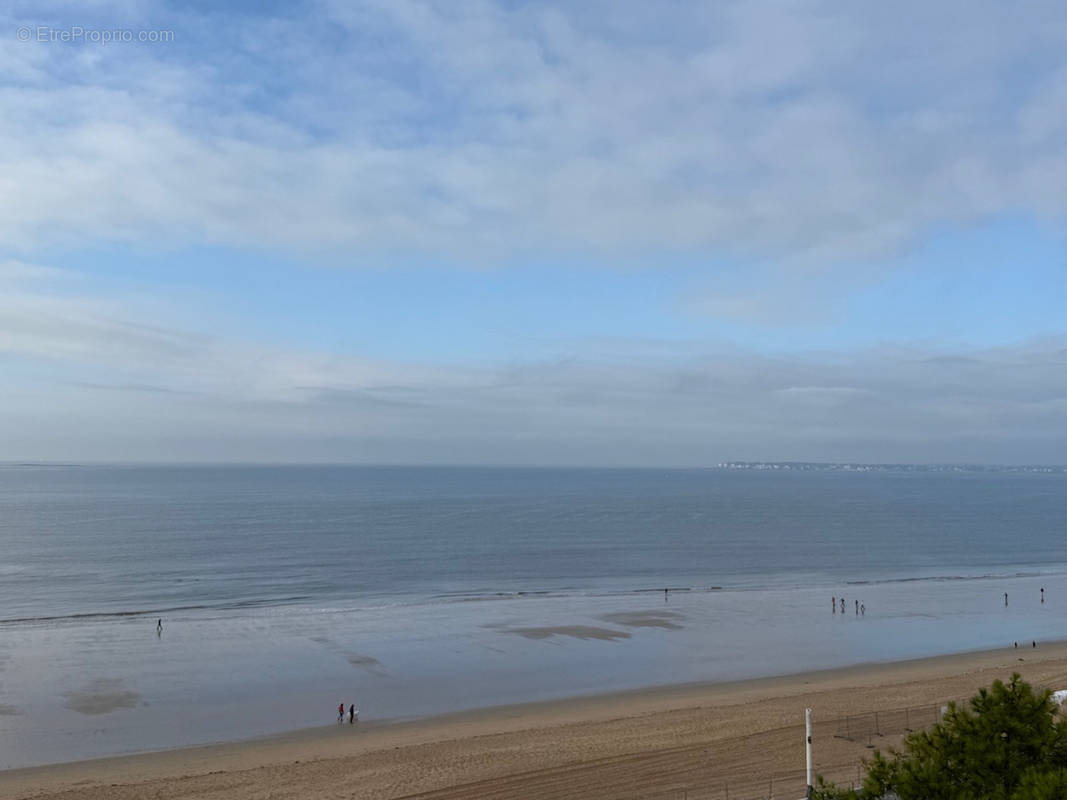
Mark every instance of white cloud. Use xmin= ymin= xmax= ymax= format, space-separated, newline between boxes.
xmin=0 ymin=0 xmax=1064 ymax=268
xmin=0 ymin=259 xmax=70 ymax=283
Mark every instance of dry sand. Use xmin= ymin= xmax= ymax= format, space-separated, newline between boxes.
xmin=6 ymin=643 xmax=1067 ymax=800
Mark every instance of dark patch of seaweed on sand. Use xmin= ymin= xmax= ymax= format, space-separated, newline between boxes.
xmin=599 ymin=610 xmax=685 ymax=630
xmin=504 ymin=625 xmax=631 ymax=642
xmin=63 ymin=679 xmax=141 ymax=715
xmin=347 ymin=654 xmax=387 ymax=676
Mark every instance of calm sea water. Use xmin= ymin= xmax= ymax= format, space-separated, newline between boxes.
xmin=2 ymin=465 xmax=1067 ymax=767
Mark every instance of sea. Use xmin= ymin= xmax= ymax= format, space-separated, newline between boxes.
xmin=2 ymin=464 xmax=1067 ymax=768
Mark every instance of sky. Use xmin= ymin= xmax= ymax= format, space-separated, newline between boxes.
xmin=1 ymin=0 xmax=1066 ymax=465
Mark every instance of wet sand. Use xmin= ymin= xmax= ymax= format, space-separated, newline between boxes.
xmin=6 ymin=574 xmax=1062 ymax=769
xmin=6 ymin=643 xmax=1067 ymax=799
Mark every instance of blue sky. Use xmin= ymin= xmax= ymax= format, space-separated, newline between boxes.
xmin=2 ymin=1 xmax=1067 ymax=464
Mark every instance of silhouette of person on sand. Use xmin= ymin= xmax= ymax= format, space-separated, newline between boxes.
xmin=349 ymin=703 xmax=356 ymax=724
xmin=156 ymin=618 xmax=162 ymax=635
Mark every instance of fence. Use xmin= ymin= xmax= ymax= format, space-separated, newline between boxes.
xmin=640 ymin=761 xmax=870 ymax=800
xmin=638 ymin=700 xmax=969 ymax=800
xmin=405 ymin=697 xmax=964 ymax=800
xmin=832 ymin=699 xmax=961 ymax=747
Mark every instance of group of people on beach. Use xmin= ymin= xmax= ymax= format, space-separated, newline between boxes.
xmin=831 ymin=596 xmax=864 ymax=616
xmin=338 ymin=703 xmax=358 ymax=724
xmin=1008 ymin=588 xmax=1046 ymax=650
xmin=830 ymin=587 xmax=1047 ymax=620
xmin=1005 ymin=588 xmax=1046 ymax=607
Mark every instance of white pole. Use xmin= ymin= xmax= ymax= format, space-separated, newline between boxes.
xmin=805 ymin=707 xmax=813 ymax=797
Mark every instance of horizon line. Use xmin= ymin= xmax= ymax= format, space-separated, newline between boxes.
xmin=3 ymin=460 xmax=1067 ymax=471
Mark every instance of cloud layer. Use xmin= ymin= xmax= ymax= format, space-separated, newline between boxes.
xmin=2 ymin=0 xmax=1066 ymax=267
xmin=4 ymin=266 xmax=1067 ymax=464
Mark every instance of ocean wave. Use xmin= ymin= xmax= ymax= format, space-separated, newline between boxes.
xmin=0 ymin=595 xmax=313 ymax=627
xmin=844 ymin=571 xmax=1050 ymax=587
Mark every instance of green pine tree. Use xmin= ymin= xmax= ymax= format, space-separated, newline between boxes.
xmin=812 ymin=674 xmax=1067 ymax=800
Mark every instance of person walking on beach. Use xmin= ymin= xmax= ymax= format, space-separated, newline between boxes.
xmin=338 ymin=702 xmax=345 ymax=723
xmin=832 ymin=596 xmax=836 ymax=614
xmin=156 ymin=618 xmax=162 ymax=635
xmin=349 ymin=703 xmax=356 ymax=724
xmin=1042 ymin=587 xmax=1046 ymax=603
xmin=1005 ymin=592 xmax=1009 ymax=607
xmin=855 ymin=599 xmax=859 ymax=615
xmin=860 ymin=603 xmax=865 ymax=616
xmin=840 ymin=597 xmax=845 ymax=614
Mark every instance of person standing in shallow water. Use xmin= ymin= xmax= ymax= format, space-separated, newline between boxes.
xmin=349 ymin=704 xmax=356 ymax=724
xmin=338 ymin=703 xmax=345 ymax=723
xmin=156 ymin=618 xmax=162 ymax=635
xmin=832 ymin=596 xmax=836 ymax=614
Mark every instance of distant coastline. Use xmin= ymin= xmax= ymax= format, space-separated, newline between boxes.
xmin=717 ymin=461 xmax=1067 ymax=473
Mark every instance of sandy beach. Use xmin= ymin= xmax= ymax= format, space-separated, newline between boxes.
xmin=6 ymin=643 xmax=1067 ymax=800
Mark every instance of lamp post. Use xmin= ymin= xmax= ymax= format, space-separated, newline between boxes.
xmin=806 ymin=708 xmax=813 ymax=798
